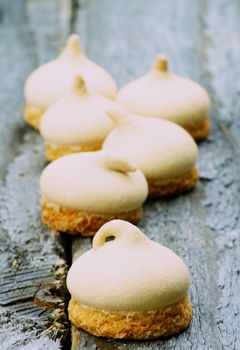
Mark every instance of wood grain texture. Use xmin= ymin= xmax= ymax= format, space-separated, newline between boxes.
xmin=71 ymin=1 xmax=240 ymax=349
xmin=0 ymin=0 xmax=72 ymax=348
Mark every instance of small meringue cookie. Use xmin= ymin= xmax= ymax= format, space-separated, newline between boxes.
xmin=103 ymin=109 xmax=198 ymax=197
xmin=40 ymin=151 xmax=148 ymax=235
xmin=117 ymin=54 xmax=211 ymax=140
xmin=40 ymin=76 xmax=116 ymax=160
xmin=23 ymin=34 xmax=117 ymax=129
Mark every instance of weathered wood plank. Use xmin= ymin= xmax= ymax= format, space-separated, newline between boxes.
xmin=0 ymin=0 xmax=72 ymax=348
xmin=202 ymin=2 xmax=240 ymax=349
xmin=71 ymin=1 xmax=240 ymax=349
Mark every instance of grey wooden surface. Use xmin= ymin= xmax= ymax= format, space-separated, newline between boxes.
xmin=0 ymin=1 xmax=71 ymax=349
xmin=0 ymin=0 xmax=240 ymax=349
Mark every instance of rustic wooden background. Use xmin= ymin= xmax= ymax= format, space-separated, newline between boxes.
xmin=0 ymin=0 xmax=240 ymax=349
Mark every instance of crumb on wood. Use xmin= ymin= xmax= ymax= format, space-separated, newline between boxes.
xmin=53 ymin=259 xmax=68 ymax=279
xmin=11 ymin=258 xmax=19 ymax=269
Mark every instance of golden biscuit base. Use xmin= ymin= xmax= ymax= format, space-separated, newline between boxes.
xmin=41 ymin=197 xmax=142 ymax=236
xmin=44 ymin=141 xmax=103 ymax=161
xmin=184 ymin=117 xmax=210 ymax=141
xmin=23 ymin=104 xmax=45 ymax=129
xmin=68 ymin=294 xmax=192 ymax=339
xmin=148 ymin=167 xmax=198 ymax=198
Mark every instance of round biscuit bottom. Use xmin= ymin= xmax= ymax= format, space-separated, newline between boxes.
xmin=44 ymin=141 xmax=103 ymax=161
xmin=41 ymin=197 xmax=142 ymax=236
xmin=184 ymin=117 xmax=210 ymax=141
xmin=68 ymin=294 xmax=192 ymax=339
xmin=23 ymin=104 xmax=45 ymax=129
xmin=148 ymin=167 xmax=198 ymax=198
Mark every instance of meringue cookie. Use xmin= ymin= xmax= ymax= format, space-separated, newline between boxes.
xmin=117 ymin=55 xmax=211 ymax=140
xmin=103 ymin=110 xmax=198 ymax=197
xmin=67 ymin=220 xmax=192 ymax=339
xmin=40 ymin=76 xmax=116 ymax=160
xmin=40 ymin=151 xmax=148 ymax=235
xmin=23 ymin=34 xmax=117 ymax=129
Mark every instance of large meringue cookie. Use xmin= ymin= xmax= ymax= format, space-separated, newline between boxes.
xmin=117 ymin=55 xmax=211 ymax=140
xmin=67 ymin=220 xmax=192 ymax=338
xmin=67 ymin=219 xmax=190 ymax=311
xmin=40 ymin=76 xmax=116 ymax=160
